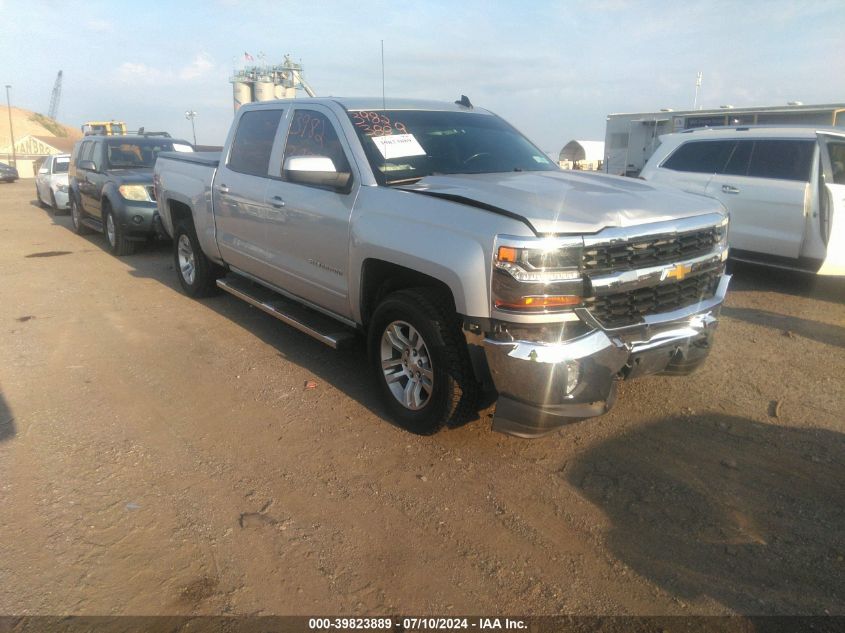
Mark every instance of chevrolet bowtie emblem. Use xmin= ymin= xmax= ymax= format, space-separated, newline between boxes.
xmin=664 ymin=263 xmax=693 ymax=281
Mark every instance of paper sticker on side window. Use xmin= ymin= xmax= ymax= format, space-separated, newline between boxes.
xmin=371 ymin=134 xmax=426 ymax=160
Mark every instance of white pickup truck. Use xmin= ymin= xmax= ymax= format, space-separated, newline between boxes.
xmin=153 ymin=97 xmax=730 ymax=438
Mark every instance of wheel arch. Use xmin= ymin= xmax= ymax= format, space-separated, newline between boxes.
xmin=101 ymin=189 xmax=129 ymax=226
xmin=168 ymin=198 xmax=194 ymax=232
xmin=359 ymin=259 xmax=458 ymax=329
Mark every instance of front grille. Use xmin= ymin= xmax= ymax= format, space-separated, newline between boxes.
xmin=582 ymin=226 xmax=723 ymax=273
xmin=585 ymin=268 xmax=722 ymax=328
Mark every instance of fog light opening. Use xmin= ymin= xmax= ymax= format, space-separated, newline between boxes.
xmin=565 ymin=360 xmax=580 ymax=395
xmin=132 ymin=215 xmax=144 ymax=224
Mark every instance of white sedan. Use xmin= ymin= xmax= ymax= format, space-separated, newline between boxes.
xmin=35 ymin=154 xmax=71 ymax=212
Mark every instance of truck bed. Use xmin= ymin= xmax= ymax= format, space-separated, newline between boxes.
xmin=157 ymin=151 xmax=220 ymax=167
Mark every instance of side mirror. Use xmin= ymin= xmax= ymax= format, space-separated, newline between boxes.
xmin=283 ymin=155 xmax=351 ymax=190
xmin=78 ymin=160 xmax=97 ymax=172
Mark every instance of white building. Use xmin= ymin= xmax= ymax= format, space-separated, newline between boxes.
xmin=0 ymin=135 xmax=77 ymax=178
xmin=559 ymin=140 xmax=605 ymax=171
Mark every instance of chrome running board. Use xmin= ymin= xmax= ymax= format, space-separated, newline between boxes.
xmin=216 ymin=275 xmax=356 ymax=349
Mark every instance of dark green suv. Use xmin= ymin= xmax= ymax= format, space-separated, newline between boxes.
xmin=68 ymin=134 xmax=193 ymax=255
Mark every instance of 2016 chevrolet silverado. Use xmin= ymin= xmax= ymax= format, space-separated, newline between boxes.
xmin=153 ymin=98 xmax=731 ymax=438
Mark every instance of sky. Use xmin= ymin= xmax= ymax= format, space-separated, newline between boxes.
xmin=1 ymin=0 xmax=844 ymax=154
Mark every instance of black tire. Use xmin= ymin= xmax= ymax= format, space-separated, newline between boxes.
xmin=36 ymin=186 xmax=46 ymax=207
xmin=368 ymin=287 xmax=480 ymax=434
xmin=70 ymin=196 xmax=91 ymax=234
xmin=49 ymin=190 xmax=59 ymax=212
xmin=103 ymin=207 xmax=136 ymax=256
xmin=173 ymin=221 xmax=223 ymax=297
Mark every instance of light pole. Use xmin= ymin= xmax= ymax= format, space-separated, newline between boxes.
xmin=185 ymin=110 xmax=198 ymax=146
xmin=693 ymin=72 xmax=703 ymax=111
xmin=5 ymin=85 xmax=16 ymax=168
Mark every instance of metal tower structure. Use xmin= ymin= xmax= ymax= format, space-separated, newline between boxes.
xmin=48 ymin=71 xmax=63 ymax=120
xmin=229 ymin=55 xmax=315 ymax=111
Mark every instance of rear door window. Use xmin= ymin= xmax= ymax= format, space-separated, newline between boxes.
xmin=721 ymin=140 xmax=753 ymax=176
xmin=79 ymin=141 xmax=94 ymax=165
xmin=746 ymin=140 xmax=814 ymax=182
xmin=662 ymin=140 xmax=735 ymax=173
xmin=227 ymin=109 xmax=284 ymax=176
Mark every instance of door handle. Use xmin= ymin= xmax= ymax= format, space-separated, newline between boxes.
xmin=721 ymin=184 xmax=740 ymax=194
xmin=216 ymin=184 xmax=230 ymax=194
xmin=270 ymin=195 xmax=286 ymax=208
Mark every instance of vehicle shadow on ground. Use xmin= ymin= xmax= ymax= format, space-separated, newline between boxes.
xmin=0 ymin=389 xmax=16 ymax=443
xmin=38 ymin=202 xmax=177 ymax=258
xmin=564 ymin=413 xmax=845 ymax=614
xmin=728 ymin=261 xmax=845 ymax=305
xmin=28 ymin=198 xmax=69 ymax=221
xmin=124 ymin=245 xmax=480 ymax=433
xmin=721 ymin=306 xmax=845 ymax=349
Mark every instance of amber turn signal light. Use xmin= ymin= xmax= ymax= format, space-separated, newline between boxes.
xmin=494 ymin=295 xmax=581 ymax=310
xmin=497 ymin=246 xmax=518 ymax=263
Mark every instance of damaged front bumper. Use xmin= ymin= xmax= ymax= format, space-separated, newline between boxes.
xmin=470 ymin=274 xmax=730 ymax=438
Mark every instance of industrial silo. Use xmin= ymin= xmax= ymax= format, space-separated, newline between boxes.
xmin=253 ymin=78 xmax=275 ymax=102
xmin=232 ymin=81 xmax=252 ymax=111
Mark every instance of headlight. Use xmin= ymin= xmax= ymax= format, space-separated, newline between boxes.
xmin=492 ymin=235 xmax=585 ymax=313
xmin=118 ymin=184 xmax=152 ymax=201
xmin=495 ymin=239 xmax=582 ymax=282
xmin=56 ymin=184 xmax=68 ymax=193
xmin=714 ymin=214 xmax=729 ymax=261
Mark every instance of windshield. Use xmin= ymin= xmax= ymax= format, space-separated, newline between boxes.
xmin=105 ymin=140 xmax=180 ymax=169
xmin=347 ymin=109 xmax=558 ymax=185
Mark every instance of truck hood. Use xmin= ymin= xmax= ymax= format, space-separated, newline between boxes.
xmin=399 ymin=171 xmax=724 ymax=235
xmin=104 ymin=168 xmax=154 ymax=185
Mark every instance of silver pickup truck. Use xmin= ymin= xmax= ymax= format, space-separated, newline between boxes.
xmin=153 ymin=97 xmax=730 ymax=438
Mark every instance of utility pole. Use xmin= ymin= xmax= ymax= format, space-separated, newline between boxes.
xmin=185 ymin=110 xmax=198 ymax=146
xmin=693 ymin=72 xmax=703 ymax=111
xmin=5 ymin=85 xmax=16 ymax=168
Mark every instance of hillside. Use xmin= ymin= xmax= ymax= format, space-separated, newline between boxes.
xmin=0 ymin=107 xmax=82 ymax=148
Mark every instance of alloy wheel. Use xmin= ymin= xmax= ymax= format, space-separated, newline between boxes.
xmin=105 ymin=213 xmax=116 ymax=246
xmin=380 ymin=320 xmax=434 ymax=410
xmin=177 ymin=234 xmax=196 ymax=285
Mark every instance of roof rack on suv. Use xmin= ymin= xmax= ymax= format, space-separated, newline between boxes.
xmin=132 ymin=128 xmax=172 ymax=138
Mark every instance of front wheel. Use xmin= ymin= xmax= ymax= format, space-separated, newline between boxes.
xmin=104 ymin=208 xmax=136 ymax=256
xmin=173 ymin=222 xmax=223 ymax=297
xmin=368 ymin=288 xmax=479 ymax=434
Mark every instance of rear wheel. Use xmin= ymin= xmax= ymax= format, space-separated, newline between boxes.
xmin=104 ymin=208 xmax=136 ymax=256
xmin=70 ymin=197 xmax=90 ymax=234
xmin=368 ymin=288 xmax=479 ymax=434
xmin=174 ymin=222 xmax=223 ymax=297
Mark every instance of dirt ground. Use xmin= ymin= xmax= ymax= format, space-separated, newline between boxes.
xmin=0 ymin=179 xmax=843 ymax=617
